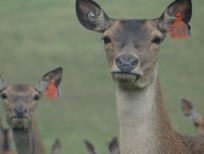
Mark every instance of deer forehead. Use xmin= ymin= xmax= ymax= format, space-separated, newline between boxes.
xmin=104 ymin=20 xmax=162 ymax=43
xmin=5 ymin=84 xmax=37 ymax=97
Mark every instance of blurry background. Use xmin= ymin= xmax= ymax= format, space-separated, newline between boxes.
xmin=0 ymin=0 xmax=203 ymax=153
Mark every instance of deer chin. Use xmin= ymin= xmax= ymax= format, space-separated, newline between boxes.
xmin=9 ymin=117 xmax=31 ymax=129
xmin=112 ymin=72 xmax=140 ymax=89
xmin=112 ymin=72 xmax=139 ymax=81
xmin=112 ymin=71 xmax=154 ymax=90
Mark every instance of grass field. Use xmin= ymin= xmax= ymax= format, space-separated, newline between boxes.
xmin=0 ymin=0 xmax=203 ymax=153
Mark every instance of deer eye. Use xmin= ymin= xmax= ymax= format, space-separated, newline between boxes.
xmin=33 ymin=94 xmax=40 ymax=101
xmin=152 ymin=37 xmax=162 ymax=44
xmin=1 ymin=93 xmax=7 ymax=100
xmin=103 ymin=36 xmax=111 ymax=44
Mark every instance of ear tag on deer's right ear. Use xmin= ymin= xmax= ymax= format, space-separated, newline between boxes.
xmin=168 ymin=12 xmax=189 ymax=38
xmin=44 ymin=80 xmax=59 ymax=99
xmin=88 ymin=10 xmax=95 ymax=18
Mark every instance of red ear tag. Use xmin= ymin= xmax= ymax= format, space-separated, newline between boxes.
xmin=168 ymin=12 xmax=189 ymax=38
xmin=44 ymin=80 xmax=59 ymax=99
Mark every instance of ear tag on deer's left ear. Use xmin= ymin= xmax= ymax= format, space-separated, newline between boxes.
xmin=168 ymin=12 xmax=189 ymax=38
xmin=44 ymin=80 xmax=59 ymax=99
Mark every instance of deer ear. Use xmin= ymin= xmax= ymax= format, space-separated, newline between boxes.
xmin=51 ymin=139 xmax=61 ymax=154
xmin=84 ymin=140 xmax=97 ymax=154
xmin=37 ymin=67 xmax=63 ymax=93
xmin=76 ymin=0 xmax=113 ymax=33
xmin=108 ymin=137 xmax=119 ymax=154
xmin=158 ymin=0 xmax=192 ymax=31
xmin=181 ymin=98 xmax=196 ymax=118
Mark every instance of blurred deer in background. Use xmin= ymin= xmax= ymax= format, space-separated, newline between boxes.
xmin=181 ymin=98 xmax=204 ymax=136
xmin=84 ymin=137 xmax=119 ymax=154
xmin=0 ymin=67 xmax=63 ymax=154
xmin=51 ymin=139 xmax=61 ymax=154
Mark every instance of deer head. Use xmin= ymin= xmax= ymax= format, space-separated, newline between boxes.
xmin=0 ymin=67 xmax=63 ymax=129
xmin=76 ymin=0 xmax=192 ymax=89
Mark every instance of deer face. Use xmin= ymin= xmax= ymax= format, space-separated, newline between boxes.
xmin=0 ymin=84 xmax=40 ymax=129
xmin=76 ymin=0 xmax=192 ymax=89
xmin=103 ymin=20 xmax=162 ymax=89
xmin=0 ymin=67 xmax=63 ymax=129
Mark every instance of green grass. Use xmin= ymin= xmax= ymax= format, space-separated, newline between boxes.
xmin=0 ymin=0 xmax=203 ymax=153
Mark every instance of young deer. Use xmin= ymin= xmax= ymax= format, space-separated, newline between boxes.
xmin=0 ymin=120 xmax=16 ymax=154
xmin=76 ymin=0 xmax=204 ymax=153
xmin=84 ymin=137 xmax=119 ymax=154
xmin=181 ymin=98 xmax=204 ymax=136
xmin=0 ymin=67 xmax=63 ymax=154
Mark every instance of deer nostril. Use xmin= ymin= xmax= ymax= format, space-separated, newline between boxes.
xmin=130 ymin=59 xmax=139 ymax=67
xmin=115 ymin=57 xmax=123 ymax=66
xmin=24 ymin=109 xmax=28 ymax=113
xmin=115 ymin=54 xmax=139 ymax=73
xmin=14 ymin=108 xmax=27 ymax=118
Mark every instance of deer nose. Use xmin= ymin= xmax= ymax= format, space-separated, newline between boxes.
xmin=115 ymin=54 xmax=139 ymax=73
xmin=14 ymin=107 xmax=27 ymax=118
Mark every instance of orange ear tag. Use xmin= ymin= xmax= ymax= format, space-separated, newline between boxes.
xmin=44 ymin=80 xmax=59 ymax=99
xmin=168 ymin=12 xmax=189 ymax=38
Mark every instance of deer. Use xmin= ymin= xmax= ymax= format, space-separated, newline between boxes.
xmin=51 ymin=139 xmax=61 ymax=154
xmin=0 ymin=119 xmax=16 ymax=154
xmin=84 ymin=137 xmax=119 ymax=154
xmin=0 ymin=67 xmax=63 ymax=154
xmin=181 ymin=98 xmax=204 ymax=136
xmin=76 ymin=0 xmax=204 ymax=153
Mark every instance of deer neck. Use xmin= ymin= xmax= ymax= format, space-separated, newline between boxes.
xmin=3 ymin=131 xmax=10 ymax=152
xmin=116 ymin=68 xmax=188 ymax=154
xmin=0 ymin=130 xmax=5 ymax=153
xmin=0 ymin=129 xmax=11 ymax=153
xmin=12 ymin=118 xmax=45 ymax=154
